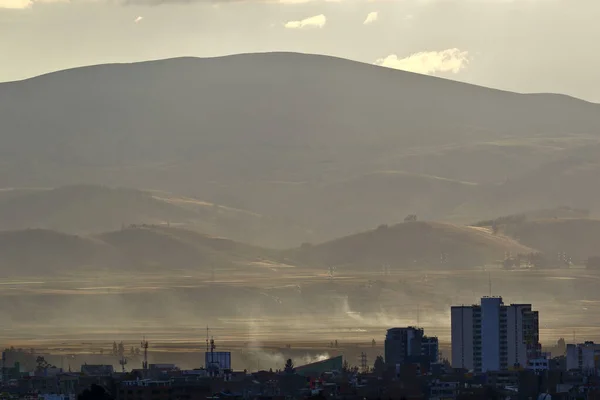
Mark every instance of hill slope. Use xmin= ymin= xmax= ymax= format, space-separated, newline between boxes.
xmin=0 ymin=185 xmax=198 ymax=233
xmin=502 ymin=219 xmax=600 ymax=264
xmin=0 ymin=225 xmax=280 ymax=277
xmin=2 ymin=53 xmax=600 ymax=241
xmin=0 ymin=229 xmax=111 ymax=275
xmin=0 ymin=185 xmax=310 ymax=247
xmin=289 ymin=221 xmax=534 ymax=269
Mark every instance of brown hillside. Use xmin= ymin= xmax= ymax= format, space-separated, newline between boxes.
xmin=504 ymin=218 xmax=600 ymax=264
xmin=0 ymin=229 xmax=111 ymax=275
xmin=290 ymin=221 xmax=534 ymax=269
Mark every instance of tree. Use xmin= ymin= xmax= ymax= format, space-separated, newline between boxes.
xmin=342 ymin=360 xmax=350 ymax=373
xmin=404 ymin=214 xmax=417 ymax=222
xmin=373 ymin=356 xmax=385 ymax=376
xmin=284 ymin=359 xmax=295 ymax=374
xmin=36 ymin=356 xmax=50 ymax=371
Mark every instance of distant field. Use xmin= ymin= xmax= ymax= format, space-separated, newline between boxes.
xmin=1 ymin=266 xmax=598 ymax=358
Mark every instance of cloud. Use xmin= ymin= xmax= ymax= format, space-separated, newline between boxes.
xmin=363 ymin=11 xmax=378 ymax=25
xmin=0 ymin=0 xmax=69 ymax=8
xmin=284 ymin=14 xmax=326 ymax=29
xmin=0 ymin=0 xmax=30 ymax=8
xmin=375 ymin=48 xmax=470 ymax=75
xmin=134 ymin=15 xmax=143 ymax=22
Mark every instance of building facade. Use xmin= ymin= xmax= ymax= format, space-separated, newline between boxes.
xmin=385 ymin=327 xmax=439 ymax=368
xmin=566 ymin=341 xmax=600 ymax=374
xmin=451 ymin=296 xmax=540 ymax=373
xmin=421 ymin=336 xmax=440 ymax=364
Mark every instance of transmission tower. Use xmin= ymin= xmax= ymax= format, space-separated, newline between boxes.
xmin=140 ymin=337 xmax=149 ymax=372
xmin=360 ymin=352 xmax=368 ymax=374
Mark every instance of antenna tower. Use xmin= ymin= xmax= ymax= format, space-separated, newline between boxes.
xmin=360 ymin=352 xmax=368 ymax=373
xmin=206 ymin=326 xmax=210 ymax=352
xmin=141 ymin=337 xmax=149 ymax=371
xmin=488 ymin=272 xmax=492 ymax=297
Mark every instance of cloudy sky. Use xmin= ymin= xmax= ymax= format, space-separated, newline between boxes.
xmin=1 ymin=0 xmax=599 ymax=102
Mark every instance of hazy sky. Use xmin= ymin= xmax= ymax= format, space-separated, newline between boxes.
xmin=1 ymin=0 xmax=599 ymax=102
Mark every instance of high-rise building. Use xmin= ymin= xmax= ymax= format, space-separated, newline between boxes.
xmin=385 ymin=327 xmax=439 ymax=368
xmin=451 ymin=296 xmax=540 ymax=373
xmin=566 ymin=341 xmax=600 ymax=374
xmin=421 ymin=336 xmax=440 ymax=364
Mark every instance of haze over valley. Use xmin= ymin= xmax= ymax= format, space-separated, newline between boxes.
xmin=2 ymin=53 xmax=600 ymax=369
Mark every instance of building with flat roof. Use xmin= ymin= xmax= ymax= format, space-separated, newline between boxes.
xmin=566 ymin=341 xmax=600 ymax=374
xmin=451 ymin=296 xmax=540 ymax=373
xmin=385 ymin=327 xmax=439 ymax=368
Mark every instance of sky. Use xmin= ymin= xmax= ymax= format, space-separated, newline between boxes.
xmin=1 ymin=0 xmax=599 ymax=102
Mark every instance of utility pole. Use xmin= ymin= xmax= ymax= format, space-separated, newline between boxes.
xmin=119 ymin=356 xmax=127 ymax=373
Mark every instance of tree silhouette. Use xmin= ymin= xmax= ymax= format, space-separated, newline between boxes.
xmin=373 ymin=356 xmax=385 ymax=376
xmin=342 ymin=360 xmax=350 ymax=373
xmin=284 ymin=359 xmax=295 ymax=374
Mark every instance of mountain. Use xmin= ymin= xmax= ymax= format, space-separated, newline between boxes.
xmin=2 ymin=52 xmax=600 ymax=242
xmin=288 ymin=221 xmax=534 ymax=269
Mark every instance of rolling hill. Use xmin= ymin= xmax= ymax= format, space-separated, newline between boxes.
xmin=501 ymin=218 xmax=600 ymax=264
xmin=0 ymin=229 xmax=111 ymax=275
xmin=0 ymin=184 xmax=310 ymax=247
xmin=0 ymin=185 xmax=198 ymax=233
xmin=288 ymin=221 xmax=534 ymax=270
xmin=0 ymin=225 xmax=282 ymax=277
xmin=4 ymin=216 xmax=600 ymax=276
xmin=2 ymin=53 xmax=600 ymax=243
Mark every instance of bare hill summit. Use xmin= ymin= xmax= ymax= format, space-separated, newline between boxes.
xmin=3 ymin=53 xmax=600 ymax=243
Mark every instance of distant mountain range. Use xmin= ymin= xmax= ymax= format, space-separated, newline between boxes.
xmin=2 ymin=52 xmax=600 ymax=245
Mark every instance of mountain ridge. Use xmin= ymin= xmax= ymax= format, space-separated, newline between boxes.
xmin=3 ymin=52 xmax=600 ymax=242
xmin=8 ymin=52 xmax=599 ymax=106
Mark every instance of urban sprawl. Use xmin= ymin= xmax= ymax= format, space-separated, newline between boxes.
xmin=1 ymin=296 xmax=598 ymax=400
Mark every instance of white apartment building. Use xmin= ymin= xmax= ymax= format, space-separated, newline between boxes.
xmin=451 ymin=296 xmax=540 ymax=373
xmin=566 ymin=341 xmax=600 ymax=374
